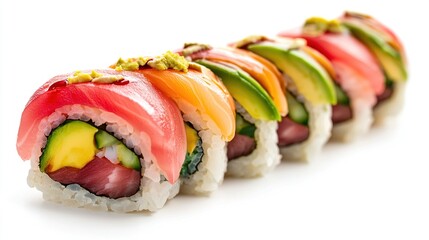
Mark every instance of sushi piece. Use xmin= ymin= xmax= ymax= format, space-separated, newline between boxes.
xmin=278 ymin=17 xmax=386 ymax=141
xmin=340 ymin=11 xmax=408 ymax=124
xmin=111 ymin=52 xmax=236 ymax=194
xmin=231 ymin=36 xmax=337 ymax=162
xmin=16 ymin=69 xmax=187 ymax=212
xmin=180 ymin=44 xmax=284 ymax=177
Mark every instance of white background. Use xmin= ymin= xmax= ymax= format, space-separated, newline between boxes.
xmin=1 ymin=0 xmax=428 ymax=239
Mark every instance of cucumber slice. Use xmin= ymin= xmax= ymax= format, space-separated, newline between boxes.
xmin=95 ymin=130 xmax=140 ymax=170
xmin=116 ymin=144 xmax=141 ymax=171
xmin=286 ymin=91 xmax=309 ymax=125
xmin=94 ymin=130 xmax=120 ymax=149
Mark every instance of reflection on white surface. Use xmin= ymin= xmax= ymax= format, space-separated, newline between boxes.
xmin=1 ymin=0 xmax=428 ymax=239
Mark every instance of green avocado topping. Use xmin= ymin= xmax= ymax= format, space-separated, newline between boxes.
xmin=182 ymin=43 xmax=212 ymax=56
xmin=67 ymin=70 xmax=124 ymax=84
xmin=147 ymin=51 xmax=189 ymax=72
xmin=303 ymin=17 xmax=345 ymax=36
xmin=115 ymin=51 xmax=191 ymax=72
xmin=115 ymin=57 xmax=150 ymax=71
xmin=232 ymin=35 xmax=268 ymax=49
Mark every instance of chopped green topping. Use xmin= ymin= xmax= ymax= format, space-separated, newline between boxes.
xmin=344 ymin=11 xmax=371 ymax=20
xmin=115 ymin=57 xmax=149 ymax=71
xmin=68 ymin=71 xmax=93 ymax=84
xmin=249 ymin=38 xmax=304 ymax=52
xmin=182 ymin=43 xmax=212 ymax=57
xmin=271 ymin=37 xmax=306 ymax=49
xmin=115 ymin=52 xmax=190 ymax=72
xmin=90 ymin=70 xmax=103 ymax=78
xmin=67 ymin=70 xmax=124 ymax=84
xmin=188 ymin=62 xmax=203 ymax=72
xmin=303 ymin=17 xmax=346 ymax=36
xmin=232 ymin=35 xmax=268 ymax=49
xmin=147 ymin=51 xmax=189 ymax=72
xmin=327 ymin=19 xmax=344 ymax=33
xmin=303 ymin=17 xmax=328 ymax=36
xmin=180 ymin=124 xmax=204 ymax=178
xmin=92 ymin=75 xmax=125 ymax=84
xmin=235 ymin=114 xmax=256 ymax=138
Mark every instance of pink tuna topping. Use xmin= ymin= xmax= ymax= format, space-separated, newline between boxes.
xmin=16 ymin=69 xmax=186 ymax=183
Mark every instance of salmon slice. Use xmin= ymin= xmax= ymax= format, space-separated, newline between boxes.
xmin=137 ymin=67 xmax=236 ymax=141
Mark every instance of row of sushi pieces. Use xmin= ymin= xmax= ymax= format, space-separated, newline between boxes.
xmin=16 ymin=12 xmax=407 ymax=212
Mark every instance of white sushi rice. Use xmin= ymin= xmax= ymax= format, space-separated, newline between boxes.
xmin=227 ymin=104 xmax=281 ymax=177
xmin=280 ymin=76 xmax=332 ymax=162
xmin=330 ymin=62 xmax=376 ymax=142
xmin=175 ymin=100 xmax=228 ymax=195
xmin=280 ymin=101 xmax=332 ymax=162
xmin=331 ymin=99 xmax=373 ymax=142
xmin=180 ymin=130 xmax=226 ymax=195
xmin=27 ymin=104 xmax=179 ymax=212
xmin=373 ymin=82 xmax=406 ymax=125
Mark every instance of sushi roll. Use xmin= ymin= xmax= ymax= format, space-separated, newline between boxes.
xmin=339 ymin=11 xmax=408 ymax=124
xmin=111 ymin=51 xmax=236 ymax=194
xmin=16 ymin=69 xmax=187 ymax=212
xmin=278 ymin=17 xmax=386 ymax=141
xmin=231 ymin=36 xmax=337 ymax=162
xmin=180 ymin=44 xmax=283 ymax=177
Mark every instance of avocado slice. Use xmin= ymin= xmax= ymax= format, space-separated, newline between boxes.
xmin=196 ymin=59 xmax=280 ymax=121
xmin=40 ymin=120 xmax=98 ymax=172
xmin=286 ymin=91 xmax=309 ymax=125
xmin=246 ymin=42 xmax=337 ymax=105
xmin=342 ymin=20 xmax=407 ymax=82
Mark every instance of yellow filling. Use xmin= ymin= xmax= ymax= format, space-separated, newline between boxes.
xmin=45 ymin=122 xmax=98 ymax=172
xmin=185 ymin=124 xmax=198 ymax=154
